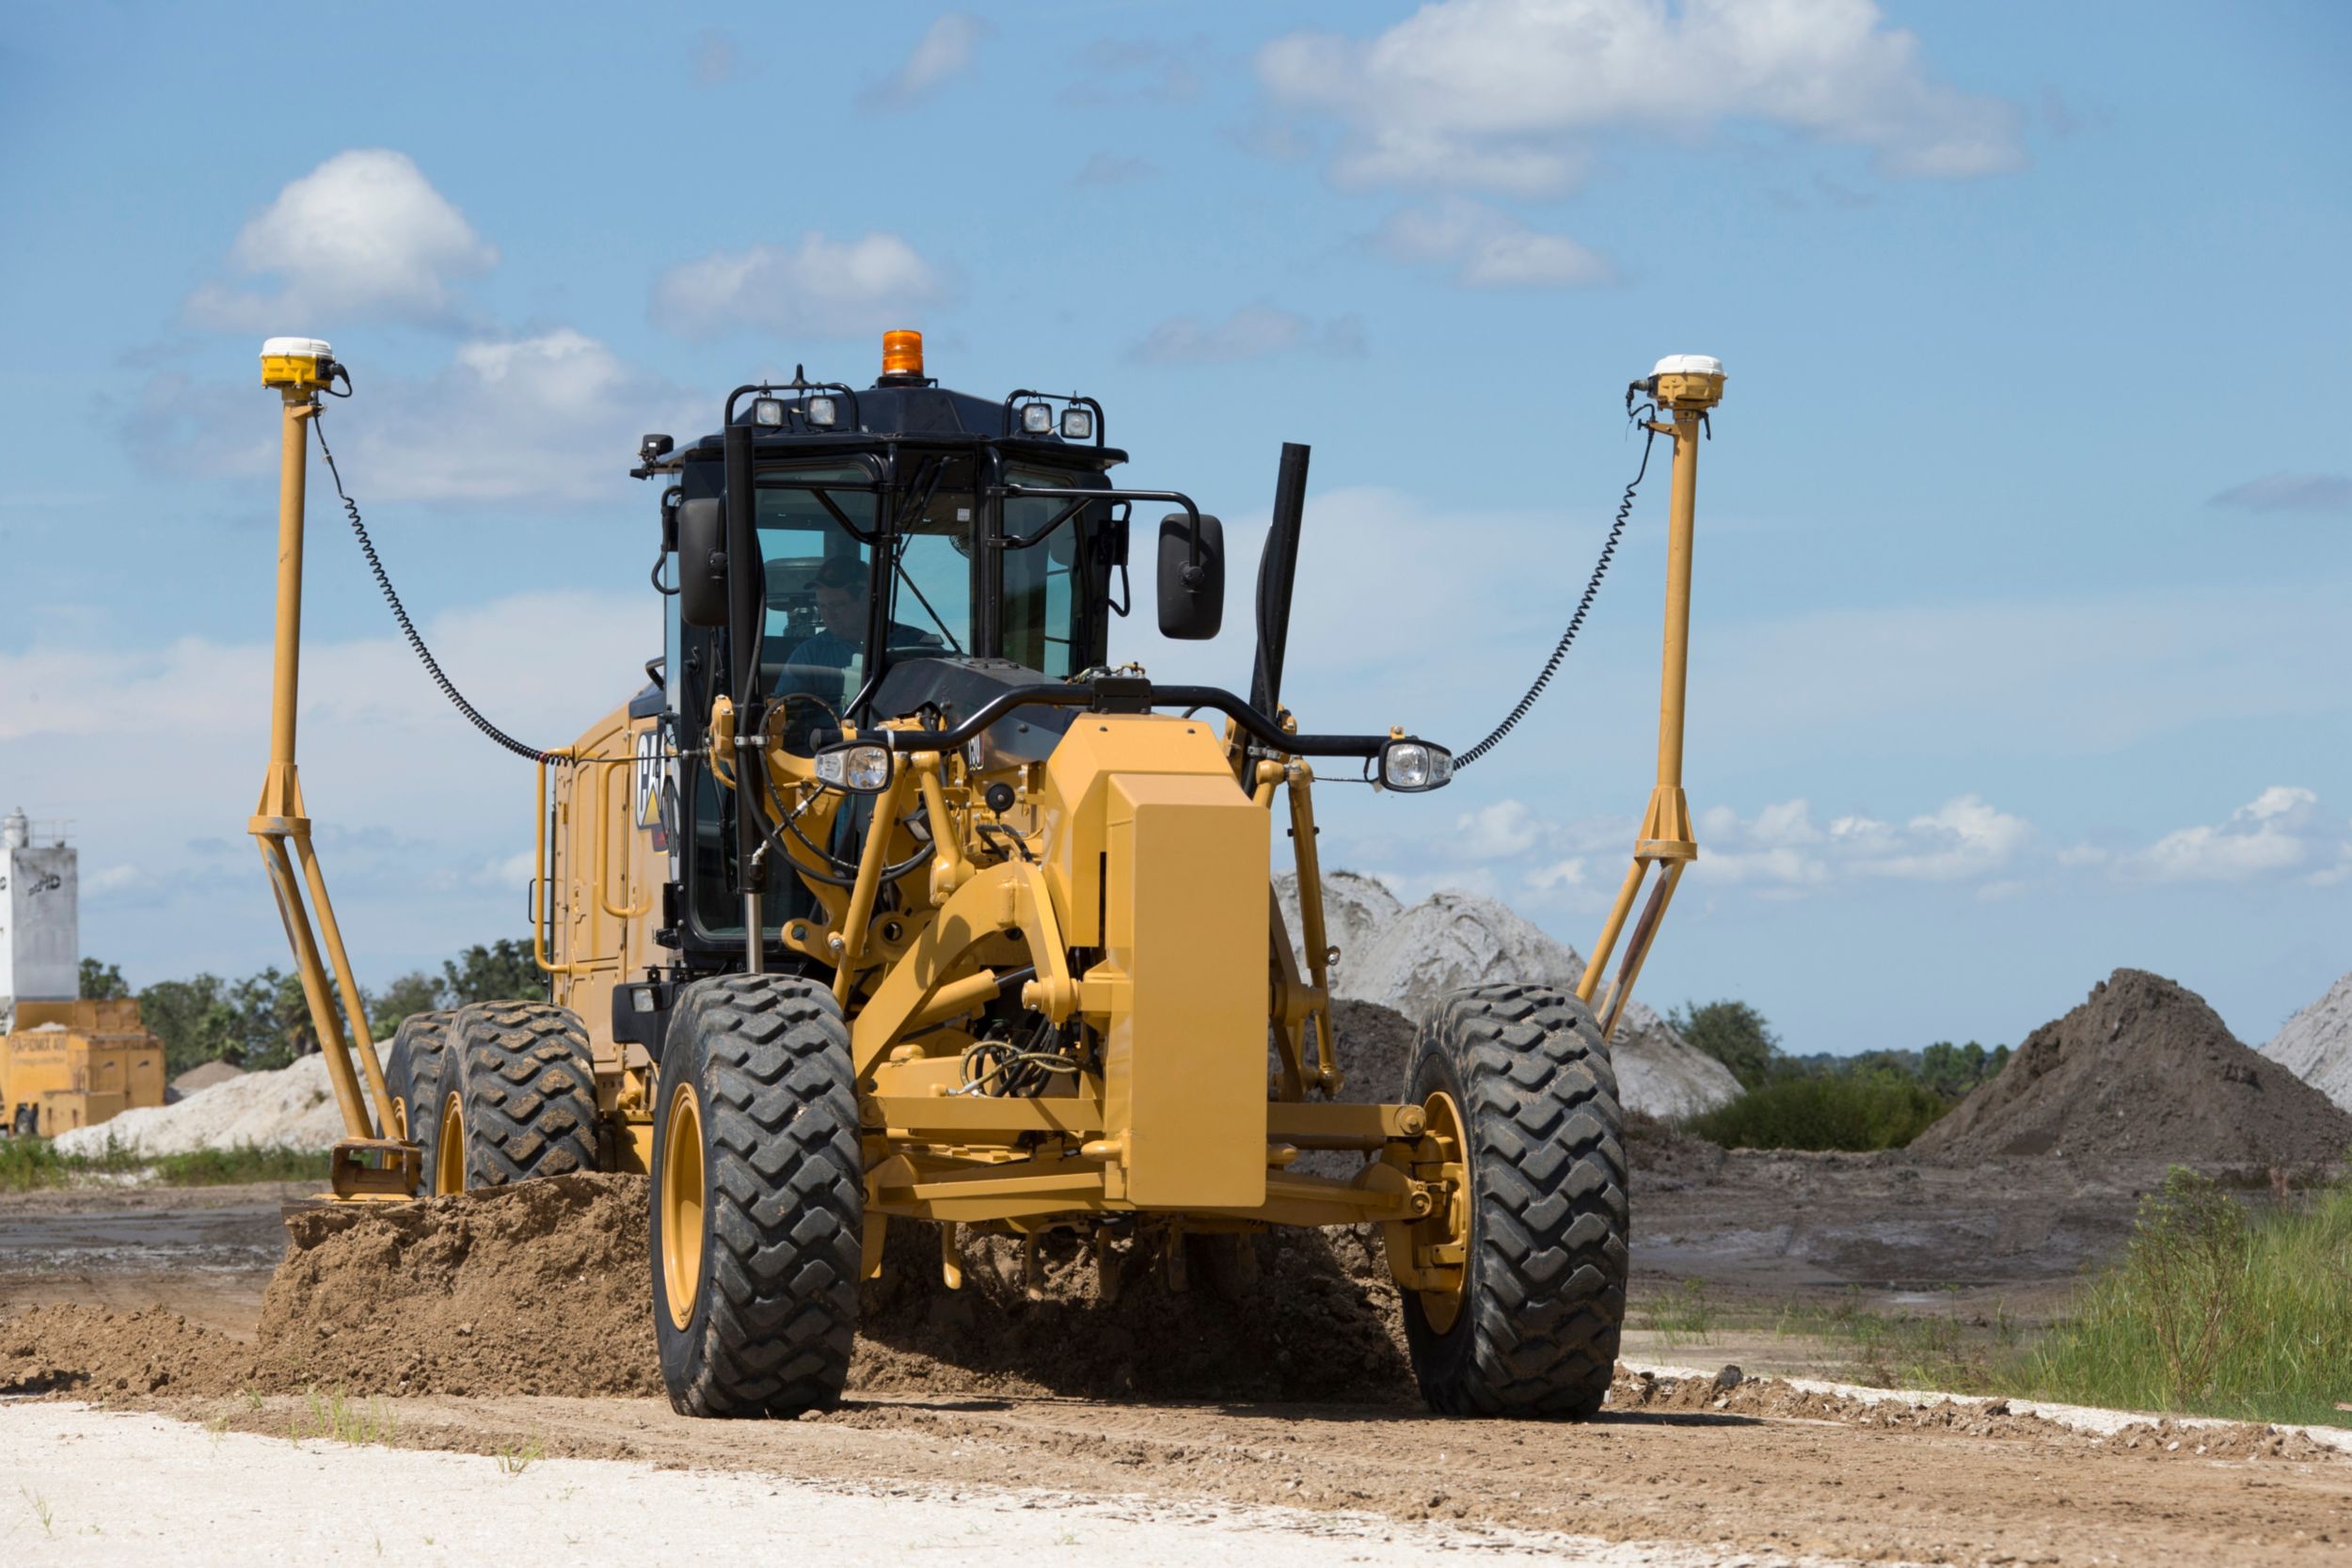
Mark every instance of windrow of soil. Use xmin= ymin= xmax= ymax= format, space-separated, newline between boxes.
xmin=1 ymin=1173 xmax=1414 ymax=1405
xmin=1914 ymin=968 xmax=2352 ymax=1165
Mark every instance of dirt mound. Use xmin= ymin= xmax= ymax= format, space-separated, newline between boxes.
xmin=2265 ymin=970 xmax=2352 ymax=1113
xmin=1914 ymin=969 xmax=2352 ymax=1165
xmin=5 ymin=1172 xmax=1414 ymax=1406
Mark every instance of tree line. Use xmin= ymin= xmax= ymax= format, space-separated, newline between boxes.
xmin=77 ymin=942 xmax=542 ymax=1077
xmin=1666 ymin=997 xmax=2014 ymax=1151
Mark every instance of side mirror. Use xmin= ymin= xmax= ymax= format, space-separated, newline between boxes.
xmin=676 ymin=497 xmax=728 ymax=628
xmin=1156 ymin=513 xmax=1224 ymax=641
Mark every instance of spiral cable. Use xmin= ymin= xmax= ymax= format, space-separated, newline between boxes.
xmin=312 ymin=412 xmax=562 ymax=765
xmin=1454 ymin=421 xmax=1656 ymax=769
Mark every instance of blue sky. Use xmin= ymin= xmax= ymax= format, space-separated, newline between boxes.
xmin=2 ymin=1 xmax=2346 ymax=1054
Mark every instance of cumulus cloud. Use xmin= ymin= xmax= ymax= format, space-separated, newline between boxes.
xmin=2125 ymin=786 xmax=2337 ymax=883
xmin=1692 ymin=794 xmax=2030 ymax=889
xmin=1129 ymin=305 xmax=1364 ymax=365
xmin=133 ymin=328 xmax=703 ymax=506
xmin=1374 ymin=197 xmax=1613 ymax=288
xmin=2207 ymin=473 xmax=2352 ymax=515
xmin=864 ymin=12 xmax=988 ymax=110
xmin=0 ymin=590 xmax=650 ymax=980
xmin=182 ymin=150 xmax=497 ymax=331
xmin=651 ymin=233 xmax=946 ymax=341
xmin=1257 ymin=0 xmax=2023 ymax=195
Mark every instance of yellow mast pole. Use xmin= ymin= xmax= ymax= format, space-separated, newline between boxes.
xmin=1578 ymin=356 xmax=1724 ymax=1037
xmin=251 ymin=339 xmax=414 ymax=1197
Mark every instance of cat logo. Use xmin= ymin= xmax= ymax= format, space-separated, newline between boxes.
xmin=632 ymin=728 xmax=668 ymax=848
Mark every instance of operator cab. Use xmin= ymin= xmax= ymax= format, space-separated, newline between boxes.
xmin=634 ymin=332 xmax=1145 ymax=960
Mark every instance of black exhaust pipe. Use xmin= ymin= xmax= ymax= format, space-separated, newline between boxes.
xmin=1249 ymin=441 xmax=1311 ymax=719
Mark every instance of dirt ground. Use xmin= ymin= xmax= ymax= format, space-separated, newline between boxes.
xmin=7 ymin=1157 xmax=2350 ymax=1564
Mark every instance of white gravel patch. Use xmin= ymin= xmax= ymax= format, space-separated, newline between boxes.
xmin=0 ymin=1401 xmax=1818 ymax=1568
xmin=53 ymin=1049 xmax=386 ymax=1160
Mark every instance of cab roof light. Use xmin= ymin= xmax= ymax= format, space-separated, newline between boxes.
xmin=882 ymin=328 xmax=924 ymax=380
xmin=1019 ymin=401 xmax=1054 ymax=435
xmin=1060 ymin=405 xmax=1093 ymax=441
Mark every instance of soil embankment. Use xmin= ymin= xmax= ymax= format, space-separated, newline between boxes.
xmin=1915 ymin=969 xmax=2352 ymax=1165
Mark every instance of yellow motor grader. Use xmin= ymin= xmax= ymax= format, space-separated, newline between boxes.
xmin=248 ymin=331 xmax=1724 ymax=1418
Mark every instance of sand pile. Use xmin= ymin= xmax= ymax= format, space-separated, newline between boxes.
xmin=1277 ymin=871 xmax=1740 ymax=1119
xmin=5 ymin=1173 xmax=1413 ymax=1406
xmin=2265 ymin=970 xmax=2352 ymax=1113
xmin=1914 ymin=969 xmax=2352 ymax=1165
xmin=54 ymin=1047 xmax=388 ymax=1159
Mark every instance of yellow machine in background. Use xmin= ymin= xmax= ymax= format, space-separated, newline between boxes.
xmin=252 ymin=330 xmax=1724 ymax=1420
xmin=0 ymin=1000 xmax=166 ymax=1139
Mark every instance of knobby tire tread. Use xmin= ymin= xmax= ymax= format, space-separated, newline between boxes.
xmin=1405 ymin=982 xmax=1629 ymax=1418
xmin=447 ymin=1001 xmax=599 ymax=1186
xmin=658 ymin=974 xmax=862 ymax=1418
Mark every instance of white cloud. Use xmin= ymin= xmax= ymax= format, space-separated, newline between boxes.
xmin=864 ymin=12 xmax=988 ymax=110
xmin=2207 ymin=473 xmax=2352 ymax=515
xmin=1375 ymin=198 xmax=1613 ymax=288
xmin=0 ymin=590 xmax=652 ymax=983
xmin=652 ymin=234 xmax=946 ymax=341
xmin=1258 ymin=0 xmax=2022 ymax=196
xmin=1685 ymin=794 xmax=2028 ymax=888
xmin=2127 ymin=786 xmax=2330 ymax=882
xmin=135 ymin=328 xmax=703 ymax=506
xmin=183 ymin=150 xmax=497 ymax=331
xmin=1129 ymin=305 xmax=1365 ymax=365
xmin=1456 ymin=799 xmax=1545 ymax=859
xmin=691 ymin=30 xmax=741 ymax=86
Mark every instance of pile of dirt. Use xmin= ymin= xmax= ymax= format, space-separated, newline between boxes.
xmin=1277 ymin=871 xmax=1740 ymax=1120
xmin=2265 ymin=969 xmax=2352 ymax=1113
xmin=4 ymin=1172 xmax=1415 ymax=1406
xmin=1914 ymin=969 xmax=2352 ymax=1165
xmin=55 ymin=1046 xmax=388 ymax=1159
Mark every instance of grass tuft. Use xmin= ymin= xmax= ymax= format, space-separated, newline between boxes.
xmin=2018 ymin=1166 xmax=2352 ymax=1428
xmin=291 ymin=1386 xmax=398 ymax=1447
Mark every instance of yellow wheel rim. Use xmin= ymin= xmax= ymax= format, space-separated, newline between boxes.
xmin=390 ymin=1096 xmax=409 ymax=1142
xmin=435 ymin=1093 xmax=466 ymax=1196
xmin=1414 ymin=1088 xmax=1470 ymax=1336
xmin=661 ymin=1083 xmax=706 ymax=1331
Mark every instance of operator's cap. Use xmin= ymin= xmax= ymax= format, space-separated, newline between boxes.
xmin=811 ymin=555 xmax=866 ymax=589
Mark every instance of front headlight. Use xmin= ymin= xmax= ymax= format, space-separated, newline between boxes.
xmin=1377 ymin=737 xmax=1454 ymax=793
xmin=813 ymin=740 xmax=893 ymax=793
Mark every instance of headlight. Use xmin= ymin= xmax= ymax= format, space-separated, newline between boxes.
xmin=1060 ymin=405 xmax=1094 ymax=440
xmin=1377 ymin=737 xmax=1454 ymax=793
xmin=813 ymin=740 xmax=892 ymax=793
xmin=753 ymin=397 xmax=786 ymax=428
xmin=1020 ymin=401 xmax=1054 ymax=434
xmin=806 ymin=395 xmax=838 ymax=428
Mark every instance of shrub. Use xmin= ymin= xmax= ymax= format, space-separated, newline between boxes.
xmin=1689 ymin=1069 xmax=1948 ymax=1151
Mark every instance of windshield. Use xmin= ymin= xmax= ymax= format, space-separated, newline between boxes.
xmin=755 ymin=465 xmax=970 ymax=725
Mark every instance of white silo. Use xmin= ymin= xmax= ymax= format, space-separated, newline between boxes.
xmin=1 ymin=808 xmax=80 ymax=1022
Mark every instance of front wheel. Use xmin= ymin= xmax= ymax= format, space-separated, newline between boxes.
xmin=384 ymin=1010 xmax=452 ymax=1187
xmin=1392 ymin=984 xmax=1629 ymax=1418
xmin=651 ymin=974 xmax=864 ymax=1418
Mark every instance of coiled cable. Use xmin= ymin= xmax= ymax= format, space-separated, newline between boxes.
xmin=1454 ymin=420 xmax=1656 ymax=769
xmin=312 ymin=412 xmax=561 ymax=765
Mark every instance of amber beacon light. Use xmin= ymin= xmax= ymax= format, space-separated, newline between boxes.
xmin=881 ymin=328 xmax=925 ymax=379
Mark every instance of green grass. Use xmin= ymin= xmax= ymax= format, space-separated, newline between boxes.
xmin=291 ymin=1386 xmax=398 ymax=1447
xmin=1688 ymin=1069 xmax=1948 ymax=1152
xmin=0 ymin=1136 xmax=328 ymax=1192
xmin=1774 ymin=1287 xmax=2021 ymax=1392
xmin=2016 ymin=1166 xmax=2352 ymax=1429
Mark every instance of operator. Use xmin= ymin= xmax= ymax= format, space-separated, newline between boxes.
xmin=775 ymin=554 xmax=867 ymax=709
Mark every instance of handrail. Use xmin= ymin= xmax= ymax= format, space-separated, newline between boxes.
xmin=871 ymin=679 xmax=1402 ymax=760
xmin=593 ymin=756 xmax=655 ymax=919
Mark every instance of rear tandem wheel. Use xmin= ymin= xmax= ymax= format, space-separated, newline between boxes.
xmin=428 ymin=1001 xmax=600 ymax=1195
xmin=384 ymin=1009 xmax=453 ymax=1182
